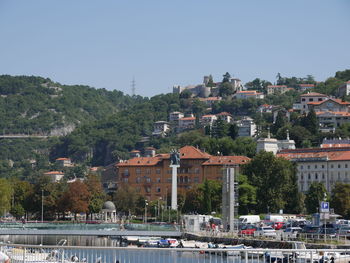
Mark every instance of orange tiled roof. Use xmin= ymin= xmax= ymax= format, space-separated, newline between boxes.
xmin=316 ymin=111 xmax=350 ymax=117
xmin=118 ymin=157 xmax=163 ymax=167
xmin=300 ymin=92 xmax=327 ymax=97
xmin=299 ymin=84 xmax=315 ymax=87
xmin=308 ymin=98 xmax=350 ymax=106
xmin=277 ymin=147 xmax=350 ymax=161
xmin=178 ymin=146 xmax=211 ymax=159
xmin=202 ymin=114 xmax=216 ymax=118
xmin=202 ymin=156 xmax=250 ymax=166
xmin=56 ymin=157 xmax=70 ymax=161
xmin=216 ymin=112 xmax=232 ymax=116
xmin=44 ymin=171 xmax=64 ymax=175
xmin=180 ymin=117 xmax=196 ymax=121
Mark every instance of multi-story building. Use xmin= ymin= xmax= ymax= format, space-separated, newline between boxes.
xmin=43 ymin=171 xmax=65 ymax=183
xmin=277 ymin=147 xmax=350 ymax=192
xmin=216 ymin=112 xmax=233 ymax=123
xmin=55 ymin=158 xmax=73 ymax=167
xmin=236 ymin=117 xmax=257 ymax=137
xmin=267 ymin=85 xmax=289 ymax=95
xmin=116 ymin=146 xmax=250 ymax=201
xmin=152 ymin=121 xmax=170 ymax=137
xmin=307 ymin=98 xmax=350 ymax=132
xmin=338 ymin=81 xmax=350 ymax=97
xmin=169 ymin=111 xmax=184 ymax=122
xmin=178 ymin=116 xmax=196 ymax=131
xmin=198 ymin=97 xmax=222 ymax=107
xmin=201 ymin=114 xmax=217 ymax=126
xmin=233 ymin=90 xmax=264 ymax=99
xmin=299 ymin=92 xmax=328 ymax=113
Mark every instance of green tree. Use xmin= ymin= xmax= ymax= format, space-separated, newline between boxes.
xmin=113 ymin=185 xmax=141 ymax=215
xmin=301 ymin=109 xmax=318 ymax=134
xmin=228 ymin=124 xmax=239 ymax=140
xmin=331 ymin=183 xmax=350 ymax=218
xmin=272 ymin=111 xmax=288 ymax=135
xmin=242 ymin=151 xmax=300 ymax=214
xmin=305 ymin=182 xmax=327 ymax=214
xmin=206 ymin=75 xmax=216 ymax=87
xmin=211 ymin=119 xmax=228 ymax=138
xmin=0 ymin=178 xmax=13 ymax=216
xmin=222 ymin=72 xmax=231 ymax=83
xmin=238 ymin=174 xmax=257 ymax=215
xmin=219 ymin=82 xmax=234 ymax=97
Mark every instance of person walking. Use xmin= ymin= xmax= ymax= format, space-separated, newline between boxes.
xmin=0 ymin=251 xmax=10 ymax=263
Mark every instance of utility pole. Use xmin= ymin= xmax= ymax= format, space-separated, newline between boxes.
xmin=41 ymin=190 xmax=44 ymax=223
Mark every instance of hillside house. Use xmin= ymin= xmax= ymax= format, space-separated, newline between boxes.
xmin=178 ymin=116 xmax=196 ymax=131
xmin=152 ymin=121 xmax=170 ymax=137
xmin=236 ymin=117 xmax=257 ymax=137
xmin=43 ymin=171 xmax=64 ymax=183
xmin=201 ymin=114 xmax=217 ymax=126
xmin=216 ymin=112 xmax=233 ymax=123
xmin=338 ymin=81 xmax=350 ymax=97
xmin=267 ymin=85 xmax=289 ymax=95
xmin=233 ymin=90 xmax=264 ymax=99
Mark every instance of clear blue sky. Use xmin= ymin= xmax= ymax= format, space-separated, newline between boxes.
xmin=0 ymin=0 xmax=349 ymax=97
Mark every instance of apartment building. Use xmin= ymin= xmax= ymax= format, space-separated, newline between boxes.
xmin=116 ymin=146 xmax=250 ymax=201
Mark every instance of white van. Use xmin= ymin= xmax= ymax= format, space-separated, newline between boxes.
xmin=265 ymin=214 xmax=284 ymax=222
xmin=239 ymin=215 xmax=261 ymax=224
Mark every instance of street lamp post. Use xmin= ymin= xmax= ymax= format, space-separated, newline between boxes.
xmin=41 ymin=190 xmax=44 ymax=223
xmin=144 ymin=200 xmax=148 ymax=224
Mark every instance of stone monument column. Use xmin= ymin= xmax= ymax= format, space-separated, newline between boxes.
xmin=170 ymin=149 xmax=180 ymax=210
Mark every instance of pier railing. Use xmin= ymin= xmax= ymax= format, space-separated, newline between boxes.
xmin=1 ymin=243 xmax=350 ymax=263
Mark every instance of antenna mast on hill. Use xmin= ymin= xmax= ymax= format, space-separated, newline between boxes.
xmin=131 ymin=77 xmax=136 ymax=96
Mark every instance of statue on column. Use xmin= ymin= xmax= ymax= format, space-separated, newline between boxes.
xmin=170 ymin=149 xmax=180 ymax=166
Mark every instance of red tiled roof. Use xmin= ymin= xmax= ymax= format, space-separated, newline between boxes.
xmin=56 ymin=158 xmax=70 ymax=161
xmin=202 ymin=156 xmax=251 ymax=166
xmin=44 ymin=171 xmax=64 ymax=175
xmin=316 ymin=111 xmax=350 ymax=117
xmin=299 ymin=84 xmax=315 ymax=87
xmin=118 ymin=157 xmax=162 ymax=167
xmin=202 ymin=114 xmax=216 ymax=118
xmin=178 ymin=146 xmax=211 ymax=159
xmin=216 ymin=112 xmax=232 ymax=116
xmin=308 ymin=98 xmax=350 ymax=106
xmin=277 ymin=147 xmax=350 ymax=161
xmin=300 ymin=92 xmax=327 ymax=97
xmin=130 ymin=150 xmax=140 ymax=153
xmin=180 ymin=117 xmax=196 ymax=121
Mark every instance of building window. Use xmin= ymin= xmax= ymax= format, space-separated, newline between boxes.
xmin=346 ymin=164 xmax=348 ymax=168
xmin=124 ymin=169 xmax=129 ymax=176
xmin=338 ymin=172 xmax=341 ymax=179
xmin=314 ymin=165 xmax=317 ymax=169
xmin=322 ymin=173 xmax=325 ymax=179
xmin=167 ymin=178 xmax=172 ymax=183
xmin=179 ymin=176 xmax=183 ymax=183
xmin=194 ymin=177 xmax=199 ymax=183
xmin=331 ymin=164 xmax=334 ymax=168
xmin=136 ymin=177 xmax=141 ymax=183
xmin=308 ymin=174 xmax=311 ymax=180
xmin=315 ymin=173 xmax=318 ymax=180
xmin=146 ymin=177 xmax=151 ymax=183
xmin=309 ymin=98 xmax=313 ymax=102
xmin=307 ymin=165 xmax=310 ymax=169
xmin=184 ymin=176 xmax=189 ymax=183
xmin=136 ymin=168 xmax=141 ymax=174
xmin=195 ymin=168 xmax=200 ymax=174
xmin=301 ymin=174 xmax=304 ymax=180
xmin=145 ymin=187 xmax=151 ymax=193
xmin=156 ymin=178 xmax=161 ymax=183
xmin=322 ymin=165 xmax=325 ymax=169
xmin=338 ymin=164 xmax=341 ymax=169
xmin=146 ymin=169 xmax=151 ymax=174
xmin=156 ymin=169 xmax=161 ymax=174
xmin=300 ymin=165 xmax=303 ymax=170
xmin=123 ymin=178 xmax=128 ymax=182
xmin=156 ymin=187 xmax=161 ymax=193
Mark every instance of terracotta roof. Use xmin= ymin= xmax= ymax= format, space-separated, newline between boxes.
xmin=315 ymin=111 xmax=350 ymax=117
xmin=308 ymin=98 xmax=350 ymax=106
xmin=267 ymin=85 xmax=287 ymax=88
xmin=117 ymin=146 xmax=212 ymax=167
xmin=300 ymin=92 xmax=328 ymax=97
xmin=56 ymin=158 xmax=70 ymax=161
xmin=202 ymin=114 xmax=216 ymax=118
xmin=277 ymin=147 xmax=350 ymax=161
xmin=130 ymin=150 xmax=140 ymax=153
xmin=178 ymin=146 xmax=211 ymax=159
xmin=44 ymin=171 xmax=64 ymax=175
xmin=117 ymin=157 xmax=162 ymax=167
xmin=299 ymin=84 xmax=315 ymax=87
xmin=322 ymin=144 xmax=350 ymax=148
xmin=202 ymin=156 xmax=250 ymax=166
xmin=180 ymin=117 xmax=196 ymax=121
xmin=216 ymin=112 xmax=232 ymax=116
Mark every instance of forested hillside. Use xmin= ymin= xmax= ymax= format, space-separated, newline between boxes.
xmin=0 ymin=75 xmax=138 ymax=135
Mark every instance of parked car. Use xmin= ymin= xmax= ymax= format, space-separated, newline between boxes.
xmin=282 ymin=227 xmax=302 ymax=239
xmin=238 ymin=224 xmax=257 ymax=236
xmin=301 ymin=225 xmax=320 ymax=234
xmin=273 ymin=222 xmax=285 ymax=230
xmin=337 ymin=225 xmax=350 ymax=237
xmin=253 ymin=226 xmax=277 ymax=238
